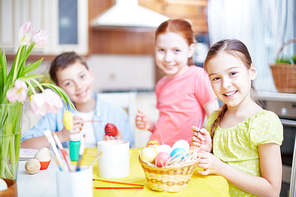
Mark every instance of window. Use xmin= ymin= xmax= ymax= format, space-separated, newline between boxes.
xmin=59 ymin=0 xmax=78 ymax=45
xmin=0 ymin=0 xmax=88 ymax=55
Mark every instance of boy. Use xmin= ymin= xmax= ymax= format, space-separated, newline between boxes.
xmin=21 ymin=52 xmax=134 ymax=148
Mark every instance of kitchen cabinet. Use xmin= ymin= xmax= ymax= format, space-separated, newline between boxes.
xmin=88 ymin=0 xmax=208 ymax=55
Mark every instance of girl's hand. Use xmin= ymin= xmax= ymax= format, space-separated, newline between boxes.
xmin=104 ymin=129 xmax=122 ymax=140
xmin=196 ymin=151 xmax=223 ymax=175
xmin=191 ymin=126 xmax=212 ymax=152
xmin=136 ymin=110 xmax=153 ymax=131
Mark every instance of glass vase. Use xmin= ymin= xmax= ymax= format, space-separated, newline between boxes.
xmin=0 ymin=102 xmax=24 ymax=180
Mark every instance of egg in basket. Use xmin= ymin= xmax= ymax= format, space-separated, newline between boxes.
xmin=139 ymin=140 xmax=200 ymax=193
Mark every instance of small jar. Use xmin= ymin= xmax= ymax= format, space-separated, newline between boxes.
xmin=69 ymin=134 xmax=81 ymax=161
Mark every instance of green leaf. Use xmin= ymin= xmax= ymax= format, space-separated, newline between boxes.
xmin=22 ymin=79 xmax=36 ymax=95
xmin=19 ymin=58 xmax=43 ymax=76
xmin=276 ymin=55 xmax=295 ymax=64
xmin=0 ymin=49 xmax=7 ymax=98
xmin=7 ymin=46 xmax=24 ymax=81
xmin=18 ymin=43 xmax=36 ymax=76
xmin=19 ymin=73 xmax=44 ymax=80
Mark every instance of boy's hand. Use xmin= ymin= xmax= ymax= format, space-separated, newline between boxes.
xmin=70 ymin=115 xmax=84 ymax=134
xmin=191 ymin=126 xmax=212 ymax=152
xmin=104 ymin=129 xmax=122 ymax=140
xmin=136 ymin=110 xmax=153 ymax=131
xmin=59 ymin=115 xmax=84 ymax=142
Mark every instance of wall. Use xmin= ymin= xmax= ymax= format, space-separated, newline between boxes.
xmin=87 ymin=54 xmax=155 ymax=92
xmin=88 ymin=0 xmax=208 ymax=55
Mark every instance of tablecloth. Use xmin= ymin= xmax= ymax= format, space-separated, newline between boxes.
xmin=80 ymin=148 xmax=230 ymax=197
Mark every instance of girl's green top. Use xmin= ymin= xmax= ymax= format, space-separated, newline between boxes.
xmin=206 ymin=109 xmax=283 ymax=197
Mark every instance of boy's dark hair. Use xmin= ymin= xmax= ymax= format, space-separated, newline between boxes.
xmin=49 ymin=52 xmax=88 ymax=85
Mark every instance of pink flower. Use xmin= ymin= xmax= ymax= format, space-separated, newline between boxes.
xmin=18 ymin=21 xmax=35 ymax=46
xmin=43 ymin=89 xmax=63 ymax=113
xmin=30 ymin=89 xmax=63 ymax=116
xmin=32 ymin=30 xmax=49 ymax=48
xmin=6 ymin=80 xmax=28 ymax=102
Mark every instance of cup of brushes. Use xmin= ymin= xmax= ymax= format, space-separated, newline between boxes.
xmin=42 ymin=130 xmax=94 ymax=197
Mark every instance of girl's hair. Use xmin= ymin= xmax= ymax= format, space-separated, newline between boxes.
xmin=204 ymin=39 xmax=254 ymax=137
xmin=155 ymin=19 xmax=195 ymax=65
xmin=49 ymin=52 xmax=88 ymax=85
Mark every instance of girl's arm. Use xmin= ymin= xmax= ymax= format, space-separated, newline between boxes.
xmin=197 ymin=143 xmax=282 ymax=197
xmin=203 ymin=98 xmax=219 ymax=118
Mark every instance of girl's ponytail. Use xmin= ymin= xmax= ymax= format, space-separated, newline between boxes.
xmin=210 ymin=104 xmax=227 ymax=138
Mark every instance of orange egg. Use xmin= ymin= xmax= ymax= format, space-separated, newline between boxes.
xmin=146 ymin=140 xmax=159 ymax=147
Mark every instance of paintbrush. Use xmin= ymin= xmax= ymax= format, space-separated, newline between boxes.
xmin=84 ymin=120 xmax=101 ymax=122
xmin=44 ymin=130 xmax=67 ymax=172
xmin=198 ymin=119 xmax=201 ymax=132
xmin=52 ymin=132 xmax=72 ymax=171
xmin=76 ymin=134 xmax=85 ymax=171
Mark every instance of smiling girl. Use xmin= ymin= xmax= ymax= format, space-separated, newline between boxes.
xmin=136 ymin=19 xmax=219 ymax=147
xmin=191 ymin=39 xmax=283 ymax=197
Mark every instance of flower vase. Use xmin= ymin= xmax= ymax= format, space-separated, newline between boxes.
xmin=0 ymin=102 xmax=24 ymax=180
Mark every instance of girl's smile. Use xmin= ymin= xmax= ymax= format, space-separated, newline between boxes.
xmin=223 ymin=90 xmax=238 ymax=98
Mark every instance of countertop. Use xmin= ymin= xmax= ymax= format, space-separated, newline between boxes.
xmin=252 ymin=91 xmax=296 ymax=102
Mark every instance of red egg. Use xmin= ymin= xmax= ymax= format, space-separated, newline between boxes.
xmin=155 ymin=152 xmax=171 ymax=167
xmin=105 ymin=123 xmax=118 ymax=136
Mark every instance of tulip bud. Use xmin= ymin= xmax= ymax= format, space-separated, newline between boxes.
xmin=32 ymin=30 xmax=49 ymax=48
xmin=63 ymin=111 xmax=73 ymax=130
xmin=18 ymin=21 xmax=34 ymax=46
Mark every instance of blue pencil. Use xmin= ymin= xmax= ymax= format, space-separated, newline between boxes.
xmin=197 ymin=119 xmax=201 ymax=133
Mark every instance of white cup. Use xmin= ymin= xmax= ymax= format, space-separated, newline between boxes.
xmin=56 ymin=167 xmax=93 ymax=197
xmin=97 ymin=140 xmax=129 ymax=178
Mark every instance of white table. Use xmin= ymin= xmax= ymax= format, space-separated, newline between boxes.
xmin=17 ymin=160 xmax=57 ymax=197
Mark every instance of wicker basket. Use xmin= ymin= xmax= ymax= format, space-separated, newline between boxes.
xmin=138 ymin=156 xmax=198 ymax=193
xmin=270 ymin=38 xmax=296 ymax=93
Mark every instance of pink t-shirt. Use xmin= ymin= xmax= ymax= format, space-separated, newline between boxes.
xmin=150 ymin=66 xmax=216 ymax=147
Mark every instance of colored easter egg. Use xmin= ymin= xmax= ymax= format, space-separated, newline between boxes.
xmin=155 ymin=152 xmax=171 ymax=167
xmin=170 ymin=147 xmax=187 ymax=159
xmin=105 ymin=123 xmax=118 ymax=136
xmin=34 ymin=147 xmax=51 ymax=170
xmin=146 ymin=140 xmax=159 ymax=147
xmin=172 ymin=140 xmax=190 ymax=152
xmin=155 ymin=144 xmax=172 ymax=155
xmin=140 ymin=147 xmax=156 ymax=163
